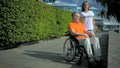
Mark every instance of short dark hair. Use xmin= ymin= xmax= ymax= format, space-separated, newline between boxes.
xmin=72 ymin=12 xmax=77 ymax=18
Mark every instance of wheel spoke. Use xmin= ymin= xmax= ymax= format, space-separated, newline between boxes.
xmin=63 ymin=38 xmax=76 ymax=61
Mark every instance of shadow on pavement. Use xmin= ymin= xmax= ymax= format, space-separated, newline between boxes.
xmin=24 ymin=50 xmax=73 ymax=64
xmin=24 ymin=50 xmax=88 ymax=68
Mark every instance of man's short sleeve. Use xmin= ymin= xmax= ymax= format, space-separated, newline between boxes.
xmin=68 ymin=23 xmax=73 ymax=30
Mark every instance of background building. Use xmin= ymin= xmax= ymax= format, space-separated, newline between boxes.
xmin=45 ymin=1 xmax=120 ymax=32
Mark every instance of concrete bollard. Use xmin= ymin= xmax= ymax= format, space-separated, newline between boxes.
xmin=108 ymin=31 xmax=120 ymax=68
xmin=96 ymin=32 xmax=108 ymax=68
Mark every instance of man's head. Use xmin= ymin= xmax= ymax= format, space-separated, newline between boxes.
xmin=72 ymin=12 xmax=80 ymax=22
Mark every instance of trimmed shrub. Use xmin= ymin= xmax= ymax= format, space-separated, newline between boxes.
xmin=0 ymin=0 xmax=71 ymax=47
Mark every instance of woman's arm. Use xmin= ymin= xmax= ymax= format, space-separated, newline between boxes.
xmin=92 ymin=16 xmax=97 ymax=33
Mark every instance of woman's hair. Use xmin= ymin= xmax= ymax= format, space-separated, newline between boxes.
xmin=81 ymin=1 xmax=89 ymax=12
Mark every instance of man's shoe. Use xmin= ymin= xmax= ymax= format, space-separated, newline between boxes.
xmin=88 ymin=61 xmax=96 ymax=68
xmin=95 ymin=60 xmax=106 ymax=67
xmin=76 ymin=60 xmax=82 ymax=65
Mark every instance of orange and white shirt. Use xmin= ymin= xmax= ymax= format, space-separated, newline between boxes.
xmin=68 ymin=21 xmax=86 ymax=39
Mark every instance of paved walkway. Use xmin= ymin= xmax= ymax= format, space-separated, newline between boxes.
xmin=0 ymin=37 xmax=85 ymax=68
xmin=0 ymin=32 xmax=110 ymax=68
xmin=108 ymin=31 xmax=120 ymax=68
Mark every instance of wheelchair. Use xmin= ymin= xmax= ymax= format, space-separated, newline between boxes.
xmin=63 ymin=32 xmax=89 ymax=65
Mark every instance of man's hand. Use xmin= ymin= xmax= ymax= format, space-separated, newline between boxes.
xmin=84 ymin=34 xmax=89 ymax=38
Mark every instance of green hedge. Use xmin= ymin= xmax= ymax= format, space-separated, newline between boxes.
xmin=0 ymin=0 xmax=71 ymax=47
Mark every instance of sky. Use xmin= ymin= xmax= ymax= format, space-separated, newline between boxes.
xmin=57 ymin=0 xmax=104 ymax=10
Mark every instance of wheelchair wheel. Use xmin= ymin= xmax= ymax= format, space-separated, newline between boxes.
xmin=63 ymin=38 xmax=76 ymax=62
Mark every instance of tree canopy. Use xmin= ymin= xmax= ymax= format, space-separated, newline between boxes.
xmin=95 ymin=0 xmax=120 ymax=22
xmin=49 ymin=0 xmax=56 ymax=3
xmin=42 ymin=0 xmax=56 ymax=3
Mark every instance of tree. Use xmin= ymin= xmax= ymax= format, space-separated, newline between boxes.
xmin=49 ymin=0 xmax=56 ymax=3
xmin=42 ymin=0 xmax=56 ymax=3
xmin=95 ymin=0 xmax=120 ymax=22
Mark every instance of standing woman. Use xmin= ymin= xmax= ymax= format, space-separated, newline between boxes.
xmin=81 ymin=1 xmax=96 ymax=36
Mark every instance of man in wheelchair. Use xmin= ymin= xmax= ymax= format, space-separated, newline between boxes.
xmin=68 ymin=12 xmax=103 ymax=68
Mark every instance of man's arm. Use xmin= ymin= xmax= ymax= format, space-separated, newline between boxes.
xmin=69 ymin=29 xmax=89 ymax=38
xmin=69 ymin=29 xmax=84 ymax=36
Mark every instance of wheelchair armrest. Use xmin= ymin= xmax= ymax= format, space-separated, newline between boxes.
xmin=65 ymin=31 xmax=80 ymax=44
xmin=70 ymin=35 xmax=79 ymax=44
xmin=65 ymin=31 xmax=78 ymax=37
xmin=65 ymin=31 xmax=70 ymax=36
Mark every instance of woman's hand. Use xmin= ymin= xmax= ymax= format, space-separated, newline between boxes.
xmin=89 ymin=33 xmax=95 ymax=38
xmin=84 ymin=34 xmax=89 ymax=38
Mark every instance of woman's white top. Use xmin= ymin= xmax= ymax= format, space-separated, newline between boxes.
xmin=81 ymin=11 xmax=94 ymax=30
